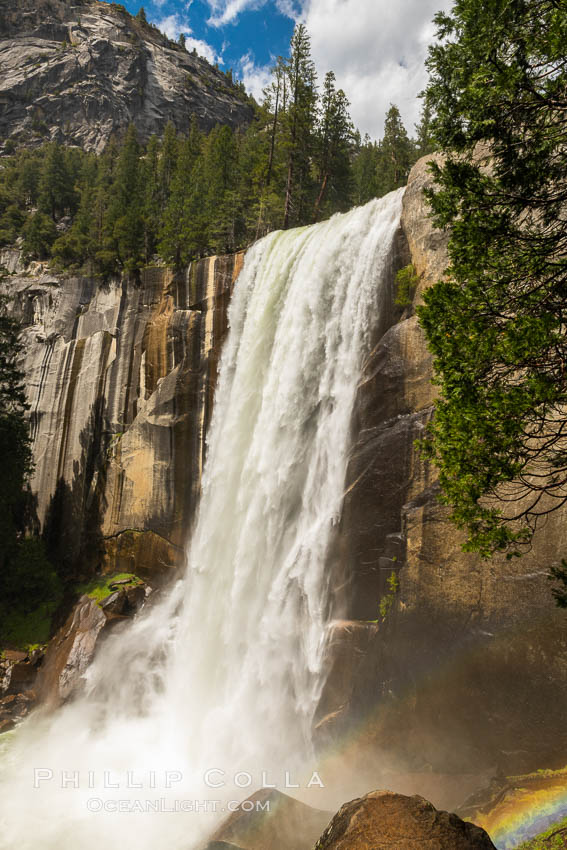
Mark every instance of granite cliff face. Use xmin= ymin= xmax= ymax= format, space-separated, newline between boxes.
xmin=1 ymin=249 xmax=243 ymax=581
xmin=0 ymin=0 xmax=253 ymax=152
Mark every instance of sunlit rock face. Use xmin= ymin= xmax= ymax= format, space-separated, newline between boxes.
xmin=0 ymin=0 xmax=253 ymax=153
xmin=2 ymin=252 xmax=243 ymax=580
xmin=315 ymin=791 xmax=496 ymax=850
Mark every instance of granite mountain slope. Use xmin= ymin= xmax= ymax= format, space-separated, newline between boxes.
xmin=0 ymin=0 xmax=254 ymax=153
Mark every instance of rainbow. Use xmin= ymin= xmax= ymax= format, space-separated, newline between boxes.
xmin=294 ymin=613 xmax=567 ymax=850
xmin=470 ymin=769 xmax=567 ymax=848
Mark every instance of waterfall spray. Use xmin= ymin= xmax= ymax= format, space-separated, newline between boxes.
xmin=0 ymin=189 xmax=404 ymax=850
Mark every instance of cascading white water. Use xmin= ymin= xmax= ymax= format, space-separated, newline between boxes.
xmin=0 ymin=189 xmax=404 ymax=850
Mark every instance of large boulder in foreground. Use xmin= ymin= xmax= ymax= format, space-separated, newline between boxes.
xmin=315 ymin=791 xmax=496 ymax=850
xmin=207 ymin=789 xmax=331 ymax=850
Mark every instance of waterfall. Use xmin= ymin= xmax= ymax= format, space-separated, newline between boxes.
xmin=0 ymin=189 xmax=404 ymax=850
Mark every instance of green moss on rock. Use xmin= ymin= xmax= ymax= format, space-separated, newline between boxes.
xmin=77 ymin=572 xmax=143 ymax=606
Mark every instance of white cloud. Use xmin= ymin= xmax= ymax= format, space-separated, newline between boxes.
xmin=185 ymin=35 xmax=220 ymax=64
xmin=203 ymin=0 xmax=452 ymax=138
xmin=154 ymin=13 xmax=220 ymax=63
xmin=275 ymin=0 xmax=299 ymax=17
xmin=155 ymin=13 xmax=189 ymax=39
xmin=207 ymin=0 xmax=266 ymax=26
xmin=298 ymin=0 xmax=452 ymax=138
xmin=237 ymin=51 xmax=273 ymax=100
xmin=205 ymin=0 xmax=298 ymax=25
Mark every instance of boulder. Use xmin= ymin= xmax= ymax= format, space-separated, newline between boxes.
xmin=0 ymin=692 xmax=35 ymax=733
xmin=100 ymin=590 xmax=127 ymax=616
xmin=124 ymin=584 xmax=146 ymax=614
xmin=315 ymin=791 xmax=496 ymax=850
xmin=100 ymin=584 xmax=146 ymax=617
xmin=208 ymin=789 xmax=332 ymax=850
xmin=0 ymin=646 xmax=45 ymax=730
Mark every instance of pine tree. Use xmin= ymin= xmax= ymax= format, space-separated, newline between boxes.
xmin=264 ymin=57 xmax=286 ymax=189
xmin=38 ymin=142 xmax=74 ymax=220
xmin=414 ymin=99 xmax=436 ymax=159
xmin=141 ymin=135 xmax=160 ymax=263
xmin=283 ymin=24 xmax=317 ymax=229
xmin=158 ymin=121 xmax=178 ymax=210
xmin=23 ymin=212 xmax=57 ymax=259
xmin=17 ymin=149 xmax=42 ymax=207
xmin=0 ymin=301 xmax=32 ymax=573
xmin=375 ymin=105 xmax=413 ymax=197
xmin=204 ymin=125 xmax=241 ymax=253
xmin=313 ymin=71 xmax=353 ymax=220
xmin=90 ymin=138 xmax=119 ymax=274
xmin=159 ymin=118 xmax=204 ymax=266
xmin=51 ymin=152 xmax=98 ymax=268
xmin=104 ymin=125 xmax=144 ymax=271
xmin=352 ymin=134 xmax=379 ymax=206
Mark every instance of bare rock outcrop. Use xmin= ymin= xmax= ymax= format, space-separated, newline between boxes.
xmin=37 ymin=594 xmax=106 ymax=704
xmin=0 ymin=648 xmax=44 ymax=731
xmin=315 ymin=791 xmax=496 ymax=850
xmin=0 ymin=0 xmax=253 ymax=153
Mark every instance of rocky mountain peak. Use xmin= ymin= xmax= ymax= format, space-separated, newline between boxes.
xmin=0 ymin=0 xmax=254 ymax=152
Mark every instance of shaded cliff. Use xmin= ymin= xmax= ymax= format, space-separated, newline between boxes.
xmin=318 ymin=156 xmax=567 ymax=792
xmin=1 ymin=250 xmax=243 ymax=581
xmin=0 ymin=0 xmax=253 ymax=153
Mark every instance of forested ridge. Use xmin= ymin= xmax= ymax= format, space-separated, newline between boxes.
xmin=0 ymin=24 xmax=433 ymax=276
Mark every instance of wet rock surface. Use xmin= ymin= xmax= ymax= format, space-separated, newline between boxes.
xmin=36 ymin=577 xmax=152 ymax=705
xmin=0 ymin=0 xmax=253 ymax=152
xmin=37 ymin=594 xmax=106 ymax=705
xmin=0 ymin=647 xmax=45 ymax=731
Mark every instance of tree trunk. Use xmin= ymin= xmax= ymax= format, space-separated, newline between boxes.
xmin=283 ymin=158 xmax=294 ymax=230
xmin=266 ymin=73 xmax=280 ymax=188
xmin=313 ymin=173 xmax=328 ymax=222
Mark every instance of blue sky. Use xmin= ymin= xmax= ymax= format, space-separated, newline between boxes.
xmin=112 ymin=0 xmax=296 ymax=75
xmin=103 ymin=0 xmax=452 ymax=139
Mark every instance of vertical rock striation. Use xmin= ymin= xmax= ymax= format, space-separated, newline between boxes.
xmin=2 ymin=252 xmax=243 ymax=580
